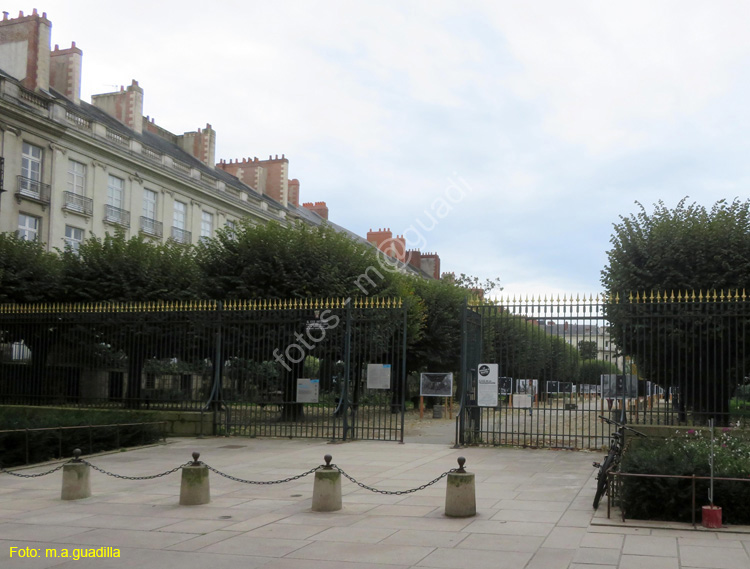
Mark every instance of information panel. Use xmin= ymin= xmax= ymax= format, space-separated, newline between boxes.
xmin=477 ymin=363 xmax=499 ymax=407
xmin=296 ymin=378 xmax=320 ymax=403
xmin=367 ymin=364 xmax=392 ymax=390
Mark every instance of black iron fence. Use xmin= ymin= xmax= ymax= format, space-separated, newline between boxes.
xmin=0 ymin=299 xmax=407 ymax=441
xmin=459 ymin=293 xmax=750 ymax=449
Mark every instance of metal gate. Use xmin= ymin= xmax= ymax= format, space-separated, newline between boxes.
xmin=0 ymin=298 xmax=407 ymax=442
xmin=222 ymin=298 xmax=408 ymax=442
xmin=457 ymin=295 xmax=750 ymax=449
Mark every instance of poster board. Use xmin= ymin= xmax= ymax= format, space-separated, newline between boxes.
xmin=515 ymin=379 xmax=538 ymax=396
xmin=367 ymin=364 xmax=391 ymax=390
xmin=477 ymin=363 xmax=499 ymax=407
xmin=420 ymin=372 xmax=453 ymax=397
xmin=600 ymin=374 xmax=638 ymax=399
xmin=296 ymin=378 xmax=320 ymax=403
xmin=499 ymin=377 xmax=513 ymax=395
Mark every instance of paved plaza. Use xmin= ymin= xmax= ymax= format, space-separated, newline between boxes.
xmin=1 ymin=436 xmax=749 ymax=569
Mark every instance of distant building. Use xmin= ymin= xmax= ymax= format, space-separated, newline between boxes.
xmin=366 ymin=227 xmax=441 ymax=279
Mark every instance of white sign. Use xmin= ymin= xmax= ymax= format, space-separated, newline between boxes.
xmin=296 ymin=378 xmax=319 ymax=403
xmin=367 ymin=364 xmax=391 ymax=390
xmin=513 ymin=394 xmax=532 ymax=408
xmin=477 ymin=363 xmax=499 ymax=407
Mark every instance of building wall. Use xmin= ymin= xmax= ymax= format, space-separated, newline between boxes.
xmin=0 ymin=11 xmax=306 ymax=251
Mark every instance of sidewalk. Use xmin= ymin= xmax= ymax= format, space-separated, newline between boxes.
xmin=1 ymin=437 xmax=748 ymax=569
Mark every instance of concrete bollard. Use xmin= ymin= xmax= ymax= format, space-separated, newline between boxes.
xmin=179 ymin=452 xmax=210 ymax=505
xmin=312 ymin=454 xmax=342 ymax=512
xmin=61 ymin=449 xmax=91 ymax=500
xmin=445 ymin=457 xmax=476 ymax=517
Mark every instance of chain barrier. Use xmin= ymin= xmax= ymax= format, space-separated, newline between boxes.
xmin=80 ymin=460 xmax=191 ymax=480
xmin=332 ymin=465 xmax=457 ymax=495
xmin=0 ymin=450 xmax=467 ymax=494
xmin=202 ymin=463 xmax=322 ymax=485
xmin=0 ymin=462 xmax=69 ymax=478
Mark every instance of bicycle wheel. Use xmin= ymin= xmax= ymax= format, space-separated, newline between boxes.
xmin=593 ymin=453 xmax=615 ymax=509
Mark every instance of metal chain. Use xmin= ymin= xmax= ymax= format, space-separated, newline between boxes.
xmin=333 ymin=465 xmax=457 ymax=495
xmin=202 ymin=462 xmax=321 ymax=485
xmin=80 ymin=460 xmax=191 ymax=480
xmin=0 ymin=463 xmax=68 ymax=478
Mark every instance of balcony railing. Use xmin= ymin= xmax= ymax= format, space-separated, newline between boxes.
xmin=104 ymin=204 xmax=130 ymax=228
xmin=140 ymin=216 xmax=163 ymax=238
xmin=62 ymin=192 xmax=93 ymax=216
xmin=106 ymin=129 xmax=129 ymax=146
xmin=66 ymin=110 xmax=92 ymax=130
xmin=16 ymin=176 xmax=51 ymax=204
xmin=171 ymin=226 xmax=191 ymax=244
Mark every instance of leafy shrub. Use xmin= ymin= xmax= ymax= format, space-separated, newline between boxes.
xmin=619 ymin=429 xmax=750 ymax=524
xmin=0 ymin=407 xmax=164 ymax=468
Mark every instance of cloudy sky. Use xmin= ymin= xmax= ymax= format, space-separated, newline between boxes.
xmin=7 ymin=1 xmax=750 ymax=297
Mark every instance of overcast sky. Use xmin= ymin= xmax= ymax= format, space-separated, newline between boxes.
xmin=7 ymin=1 xmax=750 ymax=298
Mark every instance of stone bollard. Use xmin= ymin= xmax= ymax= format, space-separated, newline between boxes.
xmin=179 ymin=452 xmax=210 ymax=505
xmin=312 ymin=454 xmax=342 ymax=512
xmin=445 ymin=457 xmax=476 ymax=517
xmin=61 ymin=449 xmax=91 ymax=500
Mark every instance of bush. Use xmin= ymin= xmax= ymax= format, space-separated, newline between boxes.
xmin=0 ymin=407 xmax=164 ymax=468
xmin=619 ymin=429 xmax=750 ymax=524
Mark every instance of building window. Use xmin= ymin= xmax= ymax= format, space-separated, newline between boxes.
xmin=173 ymin=201 xmax=187 ymax=229
xmin=18 ymin=214 xmax=39 ymax=241
xmin=64 ymin=226 xmax=84 ymax=252
xmin=200 ymin=211 xmax=213 ymax=239
xmin=67 ymin=160 xmax=86 ymax=195
xmin=107 ymin=175 xmax=124 ymax=208
xmin=143 ymin=189 xmax=157 ymax=219
xmin=20 ymin=142 xmax=42 ymax=194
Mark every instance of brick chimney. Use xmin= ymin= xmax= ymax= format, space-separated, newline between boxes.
xmin=303 ymin=201 xmax=328 ymax=220
xmin=367 ymin=228 xmax=406 ymax=262
xmin=91 ymin=80 xmax=144 ymax=133
xmin=49 ymin=42 xmax=82 ymax=104
xmin=0 ymin=9 xmax=52 ymax=92
xmin=288 ymin=178 xmax=300 ymax=207
xmin=178 ymin=123 xmax=216 ymax=167
xmin=216 ymin=155 xmax=289 ymax=206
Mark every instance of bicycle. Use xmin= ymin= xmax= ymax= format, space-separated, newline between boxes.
xmin=592 ymin=415 xmax=647 ymax=509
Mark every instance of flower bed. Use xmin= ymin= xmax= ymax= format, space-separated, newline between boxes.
xmin=619 ymin=428 xmax=750 ymax=524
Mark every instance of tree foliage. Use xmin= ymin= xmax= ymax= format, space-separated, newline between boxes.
xmin=577 ymin=340 xmax=598 ymax=360
xmin=60 ymin=231 xmax=201 ymax=302
xmin=0 ymin=233 xmax=61 ymax=303
xmin=602 ymin=198 xmax=750 ymax=424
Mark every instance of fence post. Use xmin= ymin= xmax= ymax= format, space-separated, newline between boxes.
xmin=88 ymin=425 xmax=93 ymax=454
xmin=400 ymin=303 xmax=407 ymax=444
xmin=180 ymin=452 xmax=210 ymax=505
xmin=25 ymin=429 xmax=29 ymax=465
xmin=692 ymin=474 xmax=696 ymax=528
xmin=445 ymin=457 xmax=476 ymax=517
xmin=312 ymin=454 xmax=341 ymax=512
xmin=342 ymin=301 xmax=352 ymax=442
xmin=58 ymin=427 xmax=62 ymax=459
xmin=61 ymin=449 xmax=91 ymax=500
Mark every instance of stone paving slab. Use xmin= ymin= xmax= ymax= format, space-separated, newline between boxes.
xmin=1 ymin=437 xmax=749 ymax=569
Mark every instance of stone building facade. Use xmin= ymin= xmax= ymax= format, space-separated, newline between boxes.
xmin=0 ymin=9 xmax=308 ymax=252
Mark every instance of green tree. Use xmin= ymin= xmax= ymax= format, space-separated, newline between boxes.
xmin=578 ymin=360 xmax=620 ymax=385
xmin=60 ymin=230 xmax=201 ymax=301
xmin=0 ymin=233 xmax=63 ymax=399
xmin=59 ymin=232 xmax=203 ymax=404
xmin=602 ymin=198 xmax=750 ymax=424
xmin=0 ymin=232 xmax=61 ymax=303
xmin=577 ymin=340 xmax=598 ymax=360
